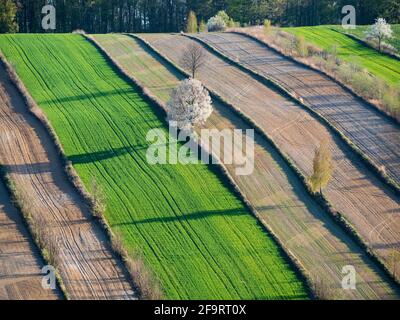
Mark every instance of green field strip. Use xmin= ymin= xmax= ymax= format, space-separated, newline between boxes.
xmin=332 ymin=24 xmax=400 ymax=54
xmin=0 ymin=34 xmax=308 ymax=300
xmin=92 ymin=33 xmax=400 ymax=300
xmin=284 ymin=26 xmax=400 ymax=85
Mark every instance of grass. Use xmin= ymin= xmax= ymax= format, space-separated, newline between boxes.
xmin=0 ymin=34 xmax=308 ymax=300
xmin=333 ymin=24 xmax=400 ymax=53
xmin=95 ymin=34 xmax=182 ymax=102
xmin=284 ymin=25 xmax=400 ymax=85
xmin=99 ymin=33 xmax=400 ymax=299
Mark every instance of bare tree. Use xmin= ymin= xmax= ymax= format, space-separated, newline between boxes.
xmin=181 ymin=43 xmax=206 ymax=78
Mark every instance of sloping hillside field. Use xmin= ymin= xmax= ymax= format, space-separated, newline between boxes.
xmin=0 ymin=181 xmax=60 ymax=300
xmin=0 ymin=58 xmax=135 ymax=300
xmin=92 ymin=33 xmax=400 ymax=299
xmin=334 ymin=24 xmax=400 ymax=54
xmin=284 ymin=26 xmax=400 ymax=85
xmin=195 ymin=32 xmax=400 ymax=186
xmin=140 ymin=33 xmax=400 ymax=284
xmin=0 ymin=34 xmax=308 ymax=300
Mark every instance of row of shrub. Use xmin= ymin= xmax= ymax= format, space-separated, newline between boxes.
xmin=186 ymin=10 xmax=240 ymax=33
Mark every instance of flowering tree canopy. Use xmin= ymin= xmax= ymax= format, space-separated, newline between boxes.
xmin=167 ymin=78 xmax=213 ymax=131
xmin=207 ymin=15 xmax=227 ymax=32
xmin=365 ymin=18 xmax=393 ymax=51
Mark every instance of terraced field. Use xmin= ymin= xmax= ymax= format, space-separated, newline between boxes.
xmin=0 ymin=180 xmax=60 ymax=300
xmin=0 ymin=57 xmax=135 ymax=300
xmin=93 ymin=33 xmax=400 ymax=299
xmin=194 ymin=32 xmax=400 ymax=187
xmin=139 ymin=33 xmax=400 ymax=284
xmin=284 ymin=26 xmax=400 ymax=85
xmin=0 ymin=34 xmax=308 ymax=300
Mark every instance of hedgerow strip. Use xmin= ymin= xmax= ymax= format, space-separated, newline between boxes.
xmin=0 ymin=50 xmax=139 ymax=300
xmin=182 ymin=33 xmax=400 ymax=288
xmin=89 ymin=33 xmax=315 ymax=299
xmin=0 ymin=34 xmax=308 ymax=300
xmin=190 ymin=32 xmax=400 ymax=196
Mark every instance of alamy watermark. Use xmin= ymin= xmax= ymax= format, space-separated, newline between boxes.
xmin=342 ymin=5 xmax=356 ymax=29
xmin=341 ymin=265 xmax=357 ymax=290
xmin=42 ymin=5 xmax=56 ymax=31
xmin=146 ymin=122 xmax=255 ymax=176
xmin=41 ymin=265 xmax=56 ymax=290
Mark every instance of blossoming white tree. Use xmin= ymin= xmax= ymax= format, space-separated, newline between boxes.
xmin=207 ymin=15 xmax=226 ymax=32
xmin=167 ymin=78 xmax=213 ymax=131
xmin=365 ymin=18 xmax=393 ymax=52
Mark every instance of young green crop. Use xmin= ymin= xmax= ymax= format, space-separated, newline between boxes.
xmin=334 ymin=24 xmax=400 ymax=53
xmin=0 ymin=34 xmax=308 ymax=300
xmin=284 ymin=26 xmax=400 ymax=85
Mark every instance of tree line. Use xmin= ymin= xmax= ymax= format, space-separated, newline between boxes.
xmin=1 ymin=0 xmax=399 ymax=34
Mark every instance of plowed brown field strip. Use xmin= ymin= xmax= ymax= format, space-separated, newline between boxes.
xmin=139 ymin=33 xmax=400 ymax=283
xmin=94 ymin=33 xmax=400 ymax=299
xmin=0 ymin=181 xmax=60 ymax=300
xmin=195 ymin=32 xmax=400 ymax=186
xmin=0 ymin=61 xmax=136 ymax=300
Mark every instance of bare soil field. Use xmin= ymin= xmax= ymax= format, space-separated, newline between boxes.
xmin=0 ymin=181 xmax=60 ymax=300
xmin=0 ymin=61 xmax=136 ymax=300
xmin=139 ymin=34 xmax=400 ymax=283
xmin=94 ymin=34 xmax=400 ymax=299
xmin=194 ymin=32 xmax=400 ymax=187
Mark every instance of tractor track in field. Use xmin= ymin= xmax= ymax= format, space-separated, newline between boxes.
xmin=1 ymin=34 xmax=309 ymax=300
xmin=194 ymin=32 xmax=400 ymax=187
xmin=0 ymin=180 xmax=61 ymax=300
xmin=94 ymin=33 xmax=400 ymax=299
xmin=0 ymin=60 xmax=136 ymax=300
xmin=138 ymin=33 xmax=400 ymax=284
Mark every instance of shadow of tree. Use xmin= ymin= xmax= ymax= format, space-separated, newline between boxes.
xmin=68 ymin=145 xmax=147 ymax=164
xmin=113 ymin=207 xmax=246 ymax=227
xmin=39 ymin=89 xmax=135 ymax=106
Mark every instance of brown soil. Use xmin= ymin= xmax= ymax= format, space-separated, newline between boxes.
xmin=196 ymin=32 xmax=400 ymax=186
xmin=140 ymin=33 xmax=400 ymax=283
xmin=95 ymin=34 xmax=400 ymax=299
xmin=0 ymin=181 xmax=61 ymax=300
xmin=0 ymin=62 xmax=136 ymax=300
